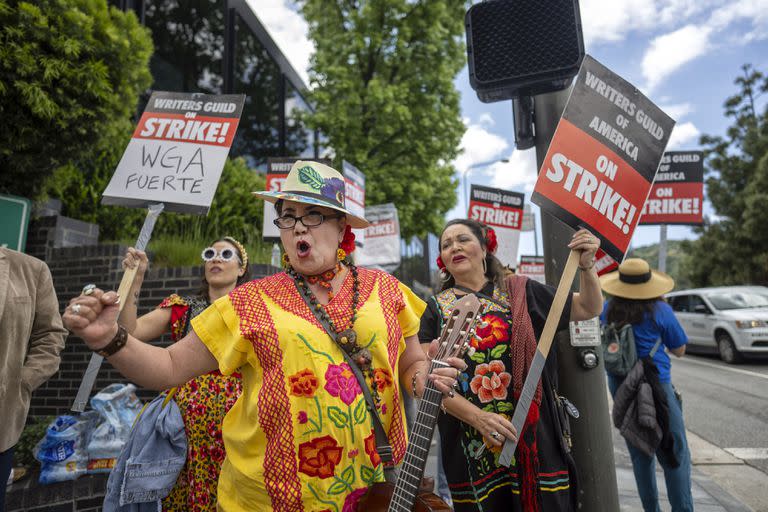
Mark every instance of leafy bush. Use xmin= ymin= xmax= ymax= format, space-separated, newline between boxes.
xmin=13 ymin=416 xmax=54 ymax=468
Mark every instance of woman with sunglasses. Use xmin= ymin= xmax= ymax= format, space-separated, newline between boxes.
xmin=64 ymin=161 xmax=464 ymax=511
xmin=118 ymin=237 xmax=250 ymax=512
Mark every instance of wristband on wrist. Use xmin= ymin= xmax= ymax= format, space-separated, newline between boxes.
xmin=411 ymin=370 xmax=421 ymax=399
xmin=94 ymin=325 xmax=128 ymax=358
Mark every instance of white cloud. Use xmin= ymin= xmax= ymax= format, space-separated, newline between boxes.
xmin=490 ymin=149 xmax=539 ymax=193
xmin=580 ymin=0 xmax=658 ymax=46
xmin=659 ymin=102 xmax=693 ymax=121
xmin=666 ymin=121 xmax=701 ymax=149
xmin=477 ymin=113 xmax=495 ymax=127
xmin=246 ymin=0 xmax=314 ymax=86
xmin=453 ymin=119 xmax=509 ymax=175
xmin=642 ymin=25 xmax=712 ymax=91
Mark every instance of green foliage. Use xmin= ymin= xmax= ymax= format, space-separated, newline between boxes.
xmin=300 ymin=0 xmax=467 ymax=237
xmin=13 ymin=416 xmax=54 ymax=468
xmin=0 ymin=0 xmax=153 ymax=199
xmin=627 ymin=240 xmax=693 ymax=290
xmin=680 ymin=64 xmax=768 ymax=286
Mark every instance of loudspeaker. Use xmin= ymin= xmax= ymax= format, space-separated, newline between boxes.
xmin=465 ymin=0 xmax=585 ymax=103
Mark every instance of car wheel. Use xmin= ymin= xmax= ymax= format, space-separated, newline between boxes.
xmin=717 ymin=333 xmax=744 ymax=364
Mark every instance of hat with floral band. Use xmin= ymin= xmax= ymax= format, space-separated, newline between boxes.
xmin=252 ymin=160 xmax=369 ymax=228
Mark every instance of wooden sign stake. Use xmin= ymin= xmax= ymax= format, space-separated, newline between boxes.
xmin=499 ymin=249 xmax=579 ymax=466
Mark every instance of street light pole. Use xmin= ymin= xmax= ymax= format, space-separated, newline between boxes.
xmin=462 ymin=159 xmax=509 ymax=216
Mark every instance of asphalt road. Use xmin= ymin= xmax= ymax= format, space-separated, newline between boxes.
xmin=671 ymin=352 xmax=768 ymax=475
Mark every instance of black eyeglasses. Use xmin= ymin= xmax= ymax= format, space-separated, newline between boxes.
xmin=273 ymin=212 xmax=342 ymax=229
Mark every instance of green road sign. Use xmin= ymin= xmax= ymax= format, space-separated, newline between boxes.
xmin=0 ymin=193 xmax=32 ymax=252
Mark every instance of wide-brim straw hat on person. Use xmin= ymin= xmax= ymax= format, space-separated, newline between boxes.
xmin=252 ymin=160 xmax=369 ymax=228
xmin=599 ymin=258 xmax=675 ymax=300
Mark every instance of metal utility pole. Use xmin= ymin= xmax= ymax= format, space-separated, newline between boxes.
xmin=534 ymin=90 xmax=620 ymax=510
xmin=658 ymin=224 xmax=668 ymax=272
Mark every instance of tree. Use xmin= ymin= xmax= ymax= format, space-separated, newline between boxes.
xmin=680 ymin=65 xmax=768 ymax=286
xmin=0 ymin=0 xmax=153 ymax=199
xmin=300 ymin=0 xmax=466 ymax=237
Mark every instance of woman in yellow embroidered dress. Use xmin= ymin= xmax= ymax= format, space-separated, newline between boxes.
xmin=63 ymin=160 xmax=466 ymax=512
xmin=118 ymin=237 xmax=249 ymax=511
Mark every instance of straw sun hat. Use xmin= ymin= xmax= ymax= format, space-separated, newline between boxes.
xmin=252 ymin=160 xmax=369 ymax=229
xmin=599 ymin=258 xmax=675 ymax=300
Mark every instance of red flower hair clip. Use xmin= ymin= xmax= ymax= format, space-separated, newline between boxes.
xmin=436 ymin=255 xmax=446 ymax=270
xmin=339 ymin=225 xmax=356 ymax=254
xmin=485 ymin=227 xmax=498 ymax=253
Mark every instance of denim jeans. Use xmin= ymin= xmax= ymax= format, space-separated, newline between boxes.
xmin=608 ymin=374 xmax=693 ymax=512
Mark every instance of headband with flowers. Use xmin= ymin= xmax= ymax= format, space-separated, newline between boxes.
xmin=223 ymin=236 xmax=248 ymax=271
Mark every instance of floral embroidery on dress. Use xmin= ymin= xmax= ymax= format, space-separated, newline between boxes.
xmin=298 ymin=435 xmax=345 ymax=478
xmin=470 ymin=360 xmax=512 ymax=403
xmin=473 ymin=312 xmax=509 ymax=350
xmin=289 ymin=368 xmax=320 ymax=397
xmin=324 ymin=363 xmax=362 ymax=405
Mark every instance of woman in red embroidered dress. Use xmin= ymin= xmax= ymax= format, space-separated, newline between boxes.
xmin=64 ymin=161 xmax=466 ymax=511
xmin=118 ymin=237 xmax=250 ymax=511
xmin=418 ymin=219 xmax=604 ymax=511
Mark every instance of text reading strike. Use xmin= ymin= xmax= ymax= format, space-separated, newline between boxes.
xmin=139 ymin=117 xmax=231 ymax=144
xmin=545 ymin=152 xmax=638 ymax=235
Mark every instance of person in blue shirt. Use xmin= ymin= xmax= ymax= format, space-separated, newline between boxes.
xmin=600 ymin=258 xmax=692 ymax=512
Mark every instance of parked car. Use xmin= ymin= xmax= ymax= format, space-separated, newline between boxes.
xmin=666 ymin=286 xmax=768 ymax=364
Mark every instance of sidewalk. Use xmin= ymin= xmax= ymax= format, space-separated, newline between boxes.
xmin=423 ymin=428 xmax=766 ymax=511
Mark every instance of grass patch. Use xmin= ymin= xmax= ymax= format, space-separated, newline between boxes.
xmin=114 ymin=234 xmax=277 ymax=268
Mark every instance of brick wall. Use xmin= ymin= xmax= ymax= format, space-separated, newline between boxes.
xmin=27 ymin=243 xmax=275 ymax=419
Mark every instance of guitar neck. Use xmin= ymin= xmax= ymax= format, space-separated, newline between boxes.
xmin=387 ymin=362 xmax=445 ymax=512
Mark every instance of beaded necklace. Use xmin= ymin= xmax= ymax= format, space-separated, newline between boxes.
xmin=289 ymin=264 xmax=383 ymax=409
xmin=305 ymin=261 xmax=343 ymax=300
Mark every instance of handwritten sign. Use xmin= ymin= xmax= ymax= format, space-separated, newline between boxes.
xmin=531 ymin=55 xmax=675 ymax=262
xmin=355 ymin=203 xmax=401 ymax=270
xmin=468 ymin=184 xmax=524 ymax=267
xmin=640 ymin=151 xmax=704 ymax=225
xmin=102 ymin=91 xmax=244 ymax=214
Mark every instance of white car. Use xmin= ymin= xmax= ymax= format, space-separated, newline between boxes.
xmin=666 ymin=286 xmax=768 ymax=364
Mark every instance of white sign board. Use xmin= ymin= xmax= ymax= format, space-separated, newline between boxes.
xmin=517 ymin=255 xmax=545 ymax=284
xmin=343 ymin=161 xmax=366 ymax=247
xmin=569 ymin=317 xmax=601 ymax=347
xmin=521 ymin=204 xmax=535 ymax=232
xmin=468 ymin=184 xmax=524 ymax=268
xmin=355 ymin=203 xmax=401 ymax=270
xmin=102 ymin=91 xmax=244 ymax=214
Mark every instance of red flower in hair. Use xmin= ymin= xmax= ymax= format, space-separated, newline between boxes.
xmin=485 ymin=228 xmax=498 ymax=253
xmin=436 ymin=255 xmax=446 ymax=270
xmin=339 ymin=225 xmax=356 ymax=254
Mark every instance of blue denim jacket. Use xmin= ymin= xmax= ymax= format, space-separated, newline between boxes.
xmin=103 ymin=393 xmax=187 ymax=511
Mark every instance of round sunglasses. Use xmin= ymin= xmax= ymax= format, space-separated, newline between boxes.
xmin=201 ymin=247 xmax=241 ymax=264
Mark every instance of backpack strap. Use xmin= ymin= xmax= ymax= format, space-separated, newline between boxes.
xmin=649 ymin=337 xmax=664 ymax=358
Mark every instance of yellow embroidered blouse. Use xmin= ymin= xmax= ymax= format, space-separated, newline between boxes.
xmin=191 ymin=268 xmax=426 ymax=512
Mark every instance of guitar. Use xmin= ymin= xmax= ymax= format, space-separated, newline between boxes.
xmin=357 ymin=294 xmax=482 ymax=512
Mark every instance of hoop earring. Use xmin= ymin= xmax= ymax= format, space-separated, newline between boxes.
xmin=440 ymin=269 xmax=451 ymax=282
xmin=482 ymin=257 xmax=487 ymax=275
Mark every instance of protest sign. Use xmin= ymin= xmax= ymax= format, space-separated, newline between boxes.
xmin=355 ymin=203 xmax=401 ymax=270
xmin=531 ymin=55 xmax=675 ymax=262
xmin=262 ymin=157 xmax=333 ymax=240
xmin=500 ymin=55 xmax=675 ymax=467
xmin=102 ymin=91 xmax=244 ymax=214
xmin=640 ymin=151 xmax=704 ymax=225
xmin=521 ymin=203 xmax=535 ymax=232
xmin=468 ymin=184 xmax=524 ymax=267
xmin=517 ymin=255 xmax=545 ymax=283
xmin=343 ymin=161 xmax=367 ymax=247
xmin=594 ymin=248 xmax=619 ymax=276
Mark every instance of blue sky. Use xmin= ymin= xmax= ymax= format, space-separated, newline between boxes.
xmin=258 ymin=0 xmax=768 ymax=257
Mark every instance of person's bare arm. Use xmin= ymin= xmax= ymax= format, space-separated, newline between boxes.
xmin=64 ymin=288 xmax=217 ymax=390
xmin=117 ymin=248 xmax=172 ymax=341
xmin=669 ymin=345 xmax=686 ymax=357
xmin=569 ymin=229 xmax=604 ymax=321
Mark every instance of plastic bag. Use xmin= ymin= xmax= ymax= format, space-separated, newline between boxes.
xmin=34 ymin=414 xmax=94 ymax=484
xmin=86 ymin=383 xmax=142 ymax=473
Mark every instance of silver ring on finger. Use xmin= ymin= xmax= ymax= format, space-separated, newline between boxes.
xmin=490 ymin=431 xmax=500 ymax=439
xmin=448 ymin=390 xmax=455 ymax=398
xmin=71 ymin=303 xmax=82 ymax=315
xmin=82 ymin=284 xmax=96 ymax=296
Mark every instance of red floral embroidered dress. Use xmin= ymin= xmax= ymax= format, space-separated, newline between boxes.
xmin=190 ymin=268 xmax=425 ymax=511
xmin=156 ymin=294 xmax=243 ymax=512
xmin=418 ymin=279 xmax=576 ymax=512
